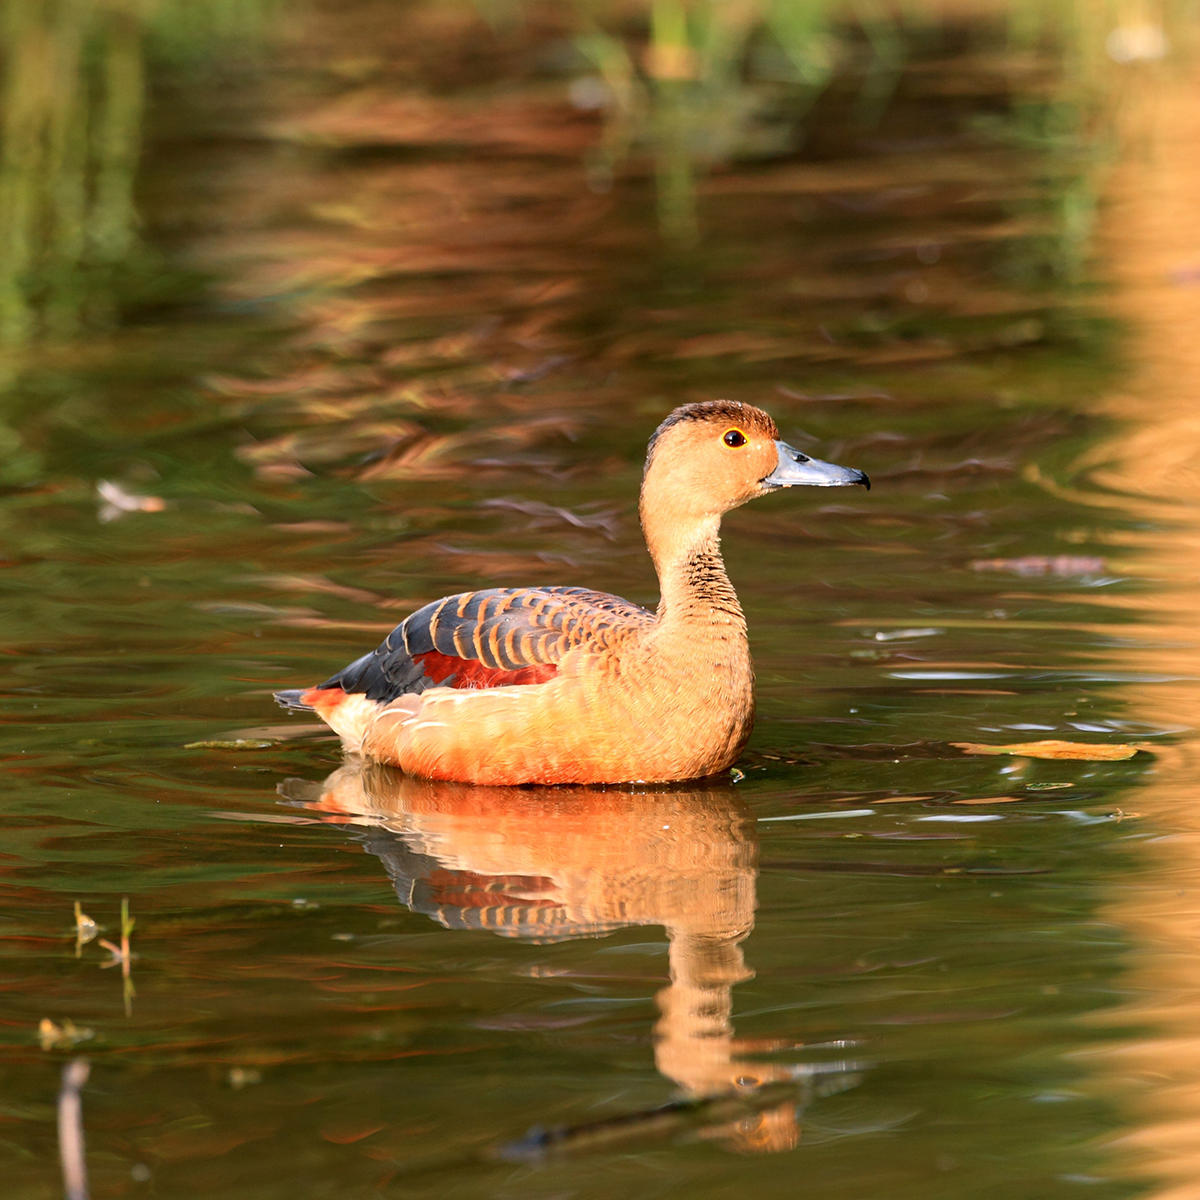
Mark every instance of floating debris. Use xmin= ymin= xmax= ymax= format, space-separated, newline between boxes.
xmin=953 ymin=740 xmax=1142 ymax=761
xmin=185 ymin=738 xmax=276 ymax=750
xmin=970 ymin=555 xmax=1106 ymax=578
xmin=227 ymin=1066 xmax=264 ymax=1089
xmin=96 ymin=479 xmax=166 ymax=523
xmin=97 ymin=898 xmax=135 ymax=1016
xmin=38 ymin=1019 xmax=94 ymax=1051
xmin=73 ymin=902 xmax=97 ymax=957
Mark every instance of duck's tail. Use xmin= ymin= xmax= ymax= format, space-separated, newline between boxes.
xmin=274 ymin=684 xmax=380 ymax=754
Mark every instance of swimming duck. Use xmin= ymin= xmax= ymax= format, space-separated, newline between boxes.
xmin=275 ymin=400 xmax=868 ymax=784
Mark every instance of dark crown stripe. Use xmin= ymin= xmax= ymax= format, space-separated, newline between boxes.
xmin=645 ymin=399 xmax=780 ymax=469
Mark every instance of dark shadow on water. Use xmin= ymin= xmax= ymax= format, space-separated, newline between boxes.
xmin=279 ymin=760 xmax=863 ymax=1158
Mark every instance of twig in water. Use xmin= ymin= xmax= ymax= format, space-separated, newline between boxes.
xmin=98 ymin=898 xmax=135 ymax=1015
xmin=58 ymin=1058 xmax=90 ymax=1200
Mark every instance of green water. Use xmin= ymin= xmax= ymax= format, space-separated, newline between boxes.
xmin=3 ymin=4 xmax=1196 ymax=1198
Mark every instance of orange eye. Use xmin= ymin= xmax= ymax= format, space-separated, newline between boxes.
xmin=723 ymin=428 xmax=747 ymax=448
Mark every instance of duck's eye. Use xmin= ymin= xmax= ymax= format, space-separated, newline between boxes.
xmin=723 ymin=428 xmax=747 ymax=448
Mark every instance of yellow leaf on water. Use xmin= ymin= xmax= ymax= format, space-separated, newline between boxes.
xmin=952 ymin=795 xmax=1026 ymax=804
xmin=952 ymin=740 xmax=1142 ymax=761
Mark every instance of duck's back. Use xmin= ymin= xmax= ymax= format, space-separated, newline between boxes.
xmin=316 ymin=585 xmax=653 ymax=701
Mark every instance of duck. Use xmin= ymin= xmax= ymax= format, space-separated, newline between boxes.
xmin=275 ymin=400 xmax=869 ymax=785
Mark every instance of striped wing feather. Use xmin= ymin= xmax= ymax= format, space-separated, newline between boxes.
xmin=319 ymin=587 xmax=652 ymax=701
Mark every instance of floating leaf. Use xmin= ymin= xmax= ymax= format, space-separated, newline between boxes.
xmin=952 ymin=795 xmax=1026 ymax=805
xmin=952 ymin=740 xmax=1141 ymax=761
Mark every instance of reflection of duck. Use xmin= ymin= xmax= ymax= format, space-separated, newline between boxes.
xmin=276 ymin=401 xmax=868 ymax=784
xmin=283 ymin=759 xmax=805 ymax=1151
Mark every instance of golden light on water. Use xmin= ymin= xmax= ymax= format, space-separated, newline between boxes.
xmin=1088 ymin=62 xmax=1200 ymax=1199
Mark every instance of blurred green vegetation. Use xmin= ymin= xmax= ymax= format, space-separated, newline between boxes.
xmin=0 ymin=0 xmax=276 ymax=349
xmin=0 ymin=0 xmax=1195 ymax=349
xmin=564 ymin=0 xmax=1196 ymax=250
xmin=573 ymin=0 xmax=899 ymax=241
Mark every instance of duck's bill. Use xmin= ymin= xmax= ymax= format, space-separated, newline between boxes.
xmin=762 ymin=440 xmax=870 ymax=490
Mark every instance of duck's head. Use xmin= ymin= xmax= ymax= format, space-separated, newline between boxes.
xmin=642 ymin=400 xmax=869 ymax=522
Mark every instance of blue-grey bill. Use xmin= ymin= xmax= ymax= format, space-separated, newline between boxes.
xmin=762 ymin=440 xmax=870 ymax=490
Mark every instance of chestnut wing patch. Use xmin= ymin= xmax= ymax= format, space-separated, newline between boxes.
xmin=315 ymin=587 xmax=651 ymax=702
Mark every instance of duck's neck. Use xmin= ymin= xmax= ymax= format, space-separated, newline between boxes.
xmin=646 ymin=514 xmax=746 ymax=632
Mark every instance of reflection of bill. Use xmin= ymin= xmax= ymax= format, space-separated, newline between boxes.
xmin=282 ymin=760 xmax=858 ymax=1154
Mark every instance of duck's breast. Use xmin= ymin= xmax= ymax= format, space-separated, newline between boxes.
xmin=361 ymin=628 xmax=754 ymax=784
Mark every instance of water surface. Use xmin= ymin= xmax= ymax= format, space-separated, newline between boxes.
xmin=2 ymin=6 xmax=1196 ymax=1198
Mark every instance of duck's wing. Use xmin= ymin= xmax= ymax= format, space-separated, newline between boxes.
xmin=286 ymin=586 xmax=653 ymax=705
